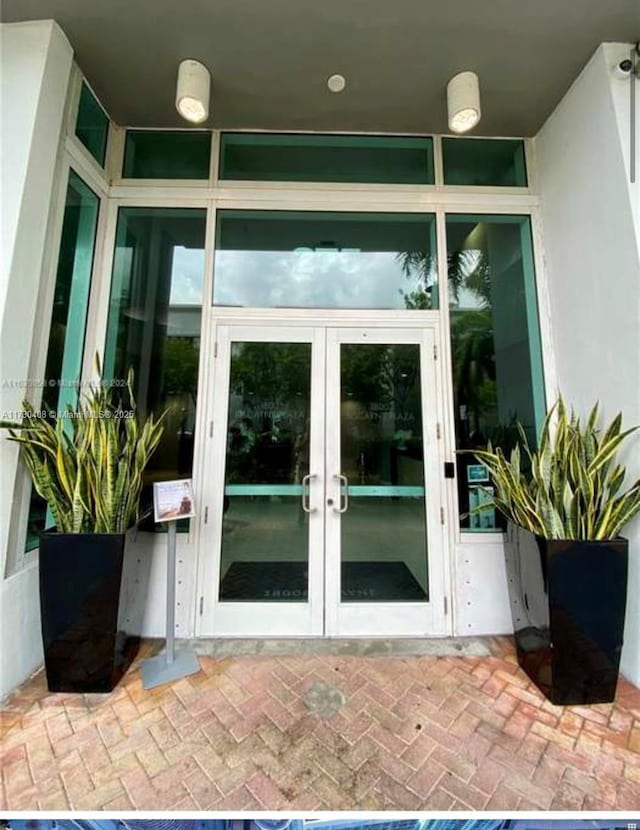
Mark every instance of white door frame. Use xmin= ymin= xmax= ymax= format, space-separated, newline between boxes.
xmin=199 ymin=322 xmax=326 ymax=636
xmin=198 ymin=311 xmax=448 ymax=637
xmin=325 ymin=325 xmax=447 ymax=636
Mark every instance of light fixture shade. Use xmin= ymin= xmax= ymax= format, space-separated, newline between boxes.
xmin=176 ymin=59 xmax=210 ymax=123
xmin=447 ymin=71 xmax=481 ymax=134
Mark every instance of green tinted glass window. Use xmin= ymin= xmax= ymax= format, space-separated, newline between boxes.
xmin=75 ymin=82 xmax=109 ymax=166
xmin=123 ymin=131 xmax=211 ymax=179
xmin=220 ymin=133 xmax=434 ymax=184
xmin=214 ymin=210 xmax=438 ymax=309
xmin=442 ymin=138 xmax=527 ymax=186
xmin=25 ymin=171 xmax=100 ymax=552
xmin=104 ymin=207 xmax=207 ymax=531
xmin=446 ymin=215 xmax=545 ymax=532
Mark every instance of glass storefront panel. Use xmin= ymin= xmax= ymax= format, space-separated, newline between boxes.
xmin=442 ymin=138 xmax=527 ymax=187
xmin=446 ymin=215 xmax=544 ymax=531
xmin=213 ymin=210 xmax=438 ymax=310
xmin=340 ymin=343 xmax=429 ymax=601
xmin=219 ymin=341 xmax=312 ymax=601
xmin=220 ymin=133 xmax=435 ymax=184
xmin=25 ymin=171 xmax=100 ymax=550
xmin=123 ymin=131 xmax=211 ymax=179
xmin=104 ymin=207 xmax=206 ymax=529
xmin=75 ymin=82 xmax=109 ymax=167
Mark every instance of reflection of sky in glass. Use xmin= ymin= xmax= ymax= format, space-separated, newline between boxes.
xmin=170 ymin=246 xmax=205 ymax=305
xmin=213 ymin=249 xmax=434 ymax=309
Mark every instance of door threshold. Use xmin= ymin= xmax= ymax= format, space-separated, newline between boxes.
xmin=189 ymin=636 xmax=491 ymax=658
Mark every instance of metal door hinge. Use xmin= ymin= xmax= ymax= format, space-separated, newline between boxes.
xmin=199 ymin=596 xmax=204 ymax=615
xmin=440 ymin=506 xmax=445 ymax=524
xmin=209 ymin=420 xmax=214 ymax=437
xmin=444 ymin=596 xmax=448 ymax=615
xmin=214 ymin=342 xmax=218 ymax=357
xmin=204 ymin=506 xmax=209 ymax=524
xmin=433 ymin=344 xmax=438 ymax=360
xmin=436 ymin=422 xmax=441 ymax=439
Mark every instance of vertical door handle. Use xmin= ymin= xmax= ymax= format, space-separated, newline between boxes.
xmin=301 ymin=474 xmax=317 ymax=513
xmin=333 ymin=473 xmax=349 ymax=513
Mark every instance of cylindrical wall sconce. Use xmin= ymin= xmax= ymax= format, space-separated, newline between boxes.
xmin=447 ymin=71 xmax=481 ymax=133
xmin=176 ymin=59 xmax=210 ymax=123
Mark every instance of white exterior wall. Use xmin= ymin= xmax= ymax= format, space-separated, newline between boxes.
xmin=2 ymin=26 xmax=638 ymax=694
xmin=535 ymin=43 xmax=640 ymax=685
xmin=0 ymin=21 xmax=73 ymax=698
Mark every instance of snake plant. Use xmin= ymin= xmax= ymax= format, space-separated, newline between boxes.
xmin=471 ymin=397 xmax=640 ymax=540
xmin=1 ymin=355 xmax=167 ymax=534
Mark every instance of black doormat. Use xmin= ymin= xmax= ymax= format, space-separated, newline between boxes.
xmin=220 ymin=560 xmax=427 ymax=601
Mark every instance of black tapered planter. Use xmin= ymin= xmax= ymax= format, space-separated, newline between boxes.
xmin=508 ymin=527 xmax=628 ymax=704
xmin=39 ymin=531 xmax=139 ymax=692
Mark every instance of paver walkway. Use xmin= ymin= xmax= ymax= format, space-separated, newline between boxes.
xmin=1 ymin=637 xmax=639 ymax=811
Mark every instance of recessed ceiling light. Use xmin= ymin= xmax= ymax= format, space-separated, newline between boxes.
xmin=327 ymin=74 xmax=346 ymax=93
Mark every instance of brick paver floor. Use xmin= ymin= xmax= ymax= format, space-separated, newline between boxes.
xmin=1 ymin=636 xmax=639 ymax=811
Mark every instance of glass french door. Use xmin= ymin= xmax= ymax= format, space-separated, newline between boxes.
xmin=325 ymin=327 xmax=446 ymax=635
xmin=199 ymin=322 xmax=447 ymax=637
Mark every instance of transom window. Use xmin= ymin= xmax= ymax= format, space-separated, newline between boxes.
xmin=219 ymin=132 xmax=435 ymax=184
xmin=213 ymin=210 xmax=438 ymax=310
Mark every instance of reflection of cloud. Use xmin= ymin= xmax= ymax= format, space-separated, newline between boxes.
xmin=213 ymin=250 xmax=431 ymax=309
xmin=456 ymin=287 xmax=486 ymax=311
xmin=170 ymin=246 xmax=205 ymax=304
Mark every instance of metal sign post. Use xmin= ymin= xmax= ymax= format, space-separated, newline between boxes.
xmin=141 ymin=480 xmax=201 ymax=689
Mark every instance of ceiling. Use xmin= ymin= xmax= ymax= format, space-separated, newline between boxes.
xmin=2 ymin=0 xmax=638 ymax=136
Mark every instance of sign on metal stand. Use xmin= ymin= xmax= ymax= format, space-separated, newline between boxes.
xmin=141 ymin=479 xmax=201 ymax=689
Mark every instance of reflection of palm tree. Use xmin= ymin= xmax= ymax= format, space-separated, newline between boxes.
xmin=396 ymin=249 xmax=492 ymax=308
xmin=231 ymin=343 xmax=310 ymax=403
xmin=447 ymin=248 xmax=495 ymax=437
xmin=397 ymin=251 xmax=437 ymax=309
xmin=399 ymin=246 xmax=495 ymax=436
xmin=163 ymin=337 xmax=199 ymax=406
xmin=449 ymin=249 xmax=491 ymax=306
xmin=451 ymin=309 xmax=495 ymax=435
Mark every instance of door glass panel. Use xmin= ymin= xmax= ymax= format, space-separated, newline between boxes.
xmin=339 ymin=343 xmax=428 ymax=602
xmin=219 ymin=342 xmax=312 ymax=601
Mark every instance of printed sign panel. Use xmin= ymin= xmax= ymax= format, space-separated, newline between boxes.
xmin=153 ymin=479 xmax=196 ymax=523
xmin=467 ymin=463 xmax=490 ymax=483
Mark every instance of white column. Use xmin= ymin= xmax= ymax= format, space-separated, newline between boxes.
xmin=0 ymin=20 xmax=73 ymax=697
xmin=535 ymin=43 xmax=640 ymax=686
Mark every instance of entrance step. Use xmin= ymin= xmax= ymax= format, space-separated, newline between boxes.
xmin=189 ymin=636 xmax=491 ymax=658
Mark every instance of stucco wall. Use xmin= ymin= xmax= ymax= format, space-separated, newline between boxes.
xmin=535 ymin=43 xmax=640 ymax=685
xmin=0 ymin=21 xmax=73 ymax=698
